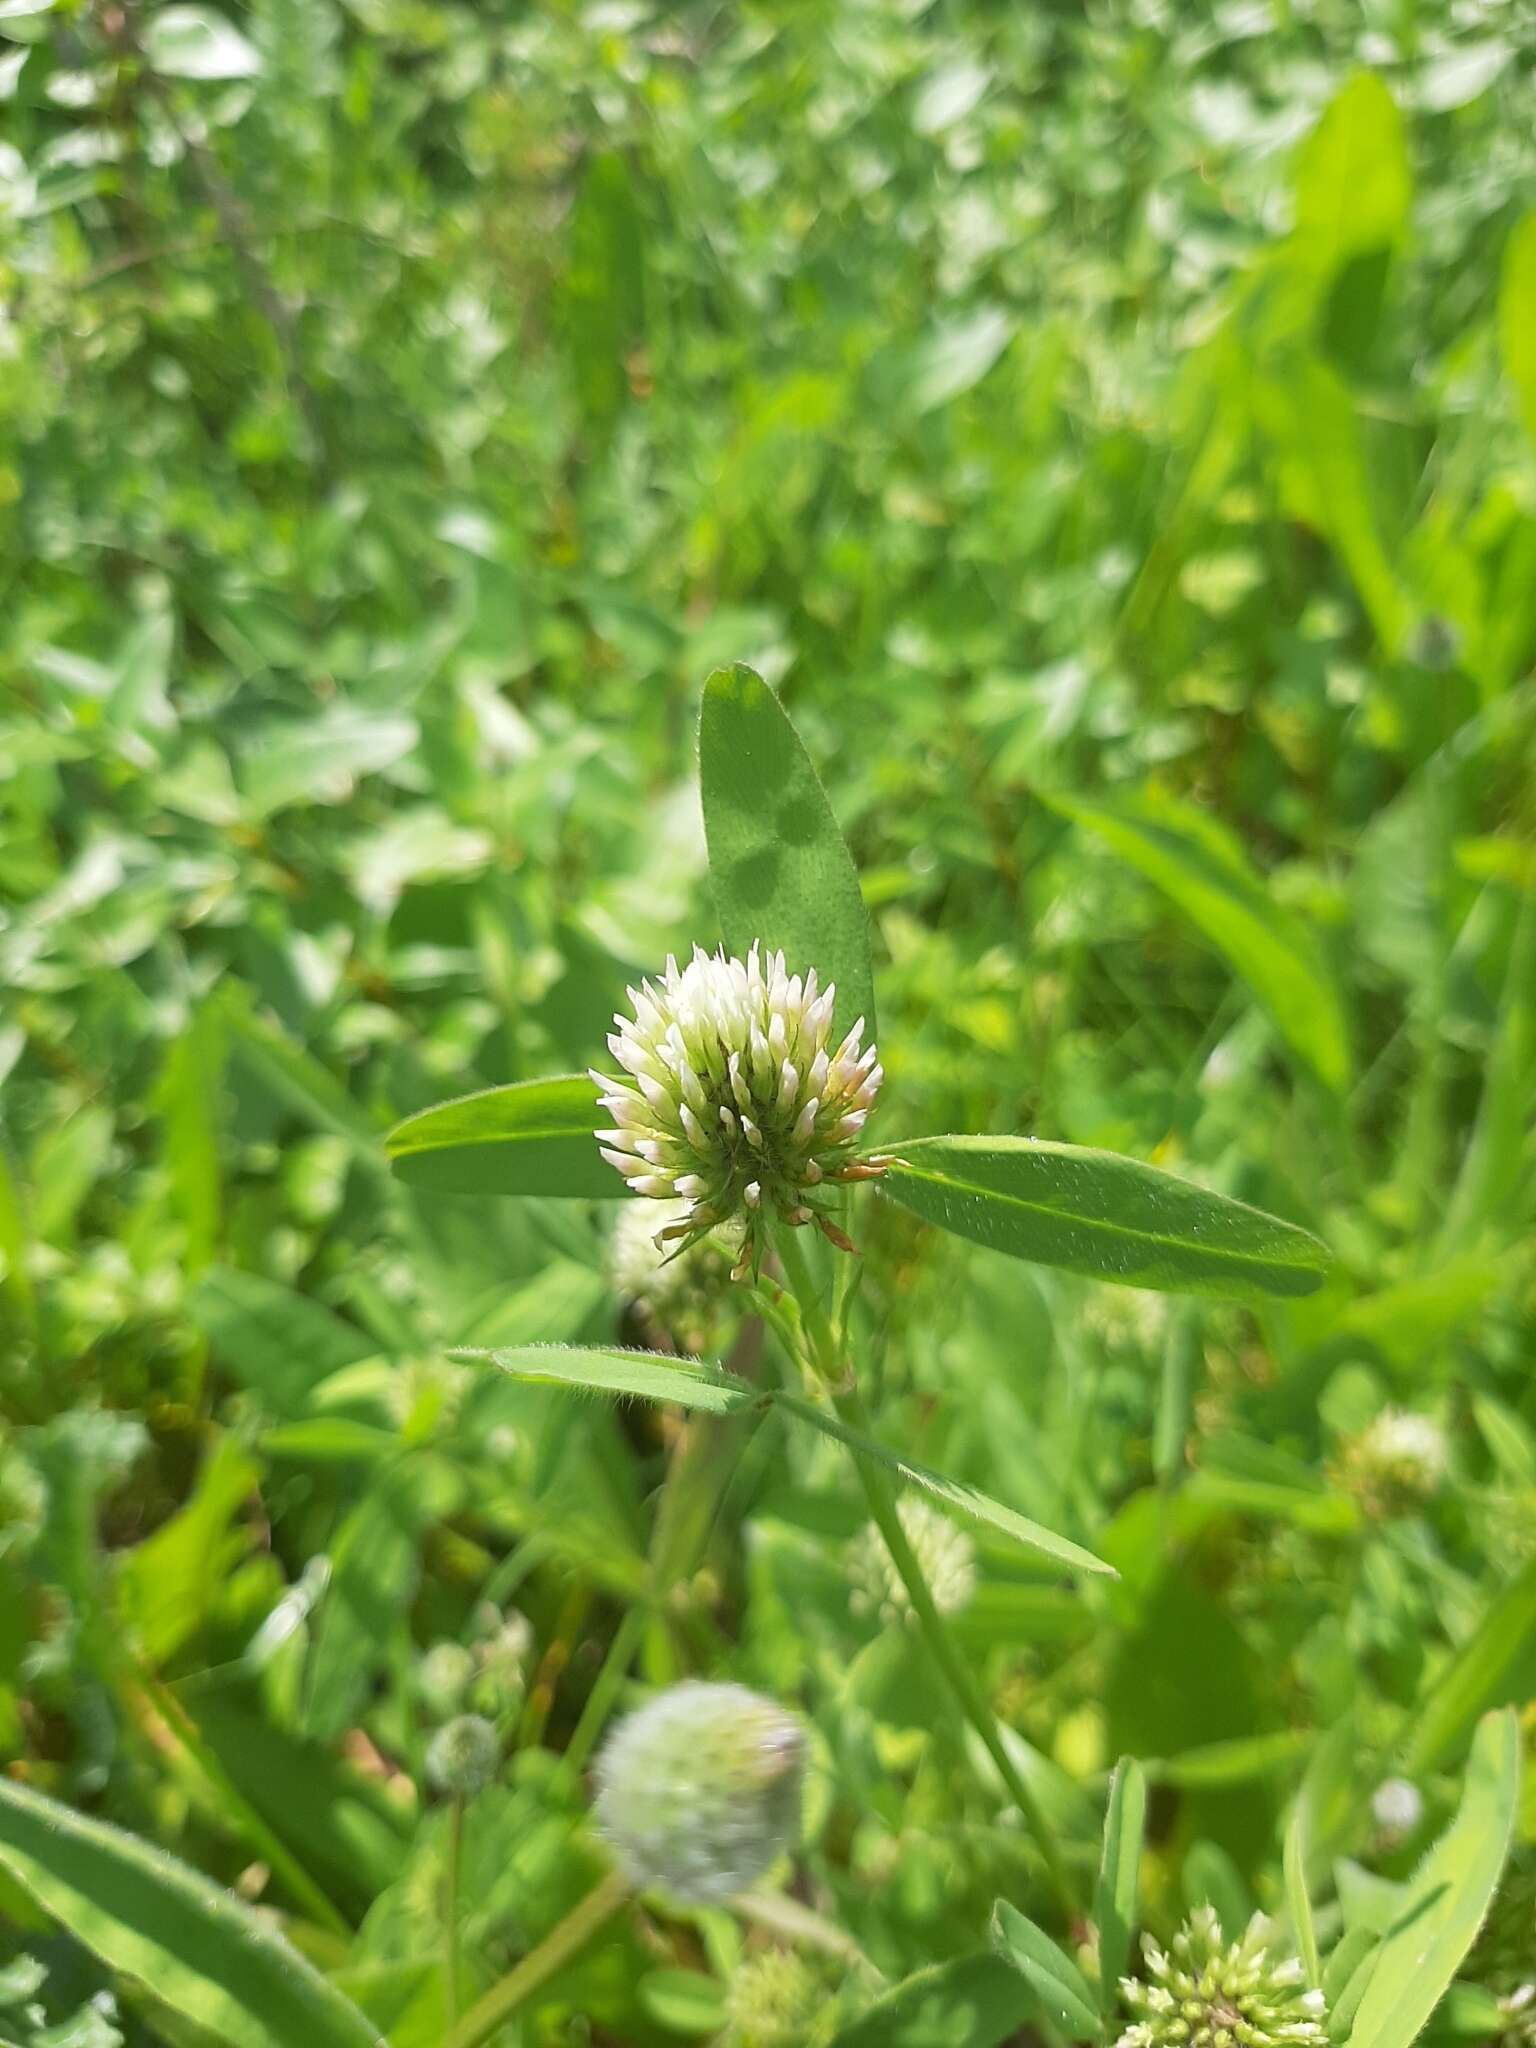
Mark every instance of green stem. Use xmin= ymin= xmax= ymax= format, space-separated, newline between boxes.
xmin=440 ymin=1868 xmax=630 ymax=2048
xmin=835 ymin=1381 xmax=1079 ymax=1919
xmin=444 ymin=1793 xmax=465 ymax=2027
xmin=735 ymin=1889 xmax=883 ymax=1976
xmin=558 ymin=1605 xmax=646 ymax=1790
xmin=771 ymin=1222 xmax=1080 ymax=1920
xmin=770 ymin=1225 xmax=839 ymax=1380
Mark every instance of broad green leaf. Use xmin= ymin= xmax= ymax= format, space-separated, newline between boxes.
xmin=1095 ymin=1759 xmax=1147 ymax=2024
xmin=1401 ymin=1555 xmax=1536 ymax=1774
xmin=774 ymin=1391 xmax=1114 ymax=1576
xmin=1147 ymin=1729 xmax=1311 ymax=1789
xmin=190 ymin=1266 xmax=378 ymax=1419
xmin=0 ymin=1778 xmax=379 ymax=2048
xmin=1500 ymin=213 xmax=1536 ymax=454
xmin=990 ymin=1902 xmax=1099 ymax=2040
xmin=470 ymin=1343 xmax=764 ymax=1417
xmin=699 ymin=665 xmax=876 ymax=1041
xmin=906 ymin=306 xmax=1015 ymax=413
xmin=303 ymin=1457 xmax=459 ymax=1740
xmin=117 ymin=1433 xmax=259 ymax=1666
xmin=1284 ymin=1795 xmax=1321 ymax=1990
xmin=1047 ymin=790 xmax=1351 ymax=1093
xmin=1346 ymin=1710 xmax=1520 ymax=2048
xmin=220 ymin=985 xmax=380 ymax=1156
xmin=237 ymin=704 xmax=415 ymax=818
xmin=1294 ymin=74 xmax=1411 ymax=282
xmin=181 ymin=1684 xmax=412 ymax=1916
xmin=156 ymin=999 xmax=224 ymax=1276
xmin=0 ymin=1136 xmax=35 ymax=1333
xmin=386 ymin=1077 xmax=615 ymax=1199
xmin=880 ymin=1136 xmax=1331 ymax=1300
xmin=831 ymin=1952 xmax=1032 ymax=2048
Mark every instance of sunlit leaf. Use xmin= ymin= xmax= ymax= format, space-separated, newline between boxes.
xmin=0 ymin=1778 xmax=379 ymax=2048
xmin=990 ymin=1902 xmax=1099 ymax=2039
xmin=1345 ymin=1710 xmax=1520 ymax=2048
xmin=699 ymin=665 xmax=877 ymax=1042
xmin=386 ymin=1076 xmax=614 ymax=1199
xmin=471 ymin=1343 xmax=764 ymax=1417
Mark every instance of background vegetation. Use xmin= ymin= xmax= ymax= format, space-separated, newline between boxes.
xmin=2 ymin=0 xmax=1534 ymax=2042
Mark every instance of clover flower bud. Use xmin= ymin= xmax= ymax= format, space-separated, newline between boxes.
xmin=608 ymin=1197 xmax=742 ymax=1352
xmin=426 ymin=1714 xmax=500 ymax=1797
xmin=847 ymin=1496 xmax=976 ymax=1627
xmin=1337 ymin=1407 xmax=1447 ymax=1518
xmin=592 ymin=1681 xmax=805 ymax=1904
xmin=1370 ymin=1776 xmax=1422 ymax=1843
xmin=725 ymin=1950 xmax=829 ymax=2048
xmin=417 ymin=1641 xmax=475 ymax=1721
xmin=1115 ymin=1908 xmax=1327 ymax=2048
xmin=591 ymin=944 xmax=886 ymax=1268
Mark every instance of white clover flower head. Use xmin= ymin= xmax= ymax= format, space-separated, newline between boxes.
xmin=1339 ymin=1406 xmax=1448 ymax=1517
xmin=425 ymin=1714 xmax=500 ymax=1797
xmin=1370 ymin=1775 xmax=1423 ymax=1840
xmin=417 ymin=1640 xmax=475 ymax=1720
xmin=1115 ymin=1907 xmax=1328 ymax=2048
xmin=592 ymin=944 xmax=886 ymax=1272
xmin=848 ymin=1495 xmax=976 ymax=1626
xmin=592 ymin=1681 xmax=805 ymax=1904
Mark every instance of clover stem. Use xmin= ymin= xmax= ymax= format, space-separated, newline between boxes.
xmin=444 ymin=1791 xmax=465 ymax=2027
xmin=770 ymin=1222 xmax=1080 ymax=1920
xmin=440 ymin=1867 xmax=630 ymax=2048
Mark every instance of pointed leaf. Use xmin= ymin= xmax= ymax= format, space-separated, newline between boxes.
xmin=830 ymin=1952 xmax=1031 ymax=2048
xmin=773 ymin=1390 xmax=1113 ymax=1576
xmin=699 ymin=665 xmax=876 ymax=1041
xmin=0 ymin=1778 xmax=379 ymax=2048
xmin=1345 ymin=1710 xmax=1520 ymax=2048
xmin=386 ymin=1076 xmax=615 ymax=1199
xmin=990 ymin=1902 xmax=1100 ymax=2039
xmin=1095 ymin=1759 xmax=1147 ymax=2024
xmin=1046 ymin=790 xmax=1351 ymax=1093
xmin=880 ymin=1136 xmax=1331 ymax=1300
xmin=469 ymin=1343 xmax=764 ymax=1417
xmin=1284 ymin=1796 xmax=1321 ymax=1990
xmin=1401 ymin=1554 xmax=1536 ymax=1774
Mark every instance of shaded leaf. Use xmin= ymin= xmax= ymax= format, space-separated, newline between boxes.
xmin=880 ymin=1136 xmax=1331 ymax=1299
xmin=1047 ymin=790 xmax=1351 ymax=1093
xmin=1401 ymin=1555 xmax=1536 ymax=1774
xmin=831 ymin=1952 xmax=1032 ymax=2048
xmin=774 ymin=1391 xmax=1113 ymax=1576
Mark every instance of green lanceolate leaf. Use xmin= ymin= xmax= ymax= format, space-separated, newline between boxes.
xmin=990 ymin=1902 xmax=1100 ymax=2040
xmin=1499 ymin=211 xmax=1536 ymax=454
xmin=385 ymin=1075 xmax=615 ymax=1198
xmin=467 ymin=1342 xmax=765 ymax=1417
xmin=1045 ymin=791 xmax=1351 ymax=1093
xmin=879 ymin=1136 xmax=1331 ymax=1300
xmin=830 ymin=1952 xmax=1032 ymax=2048
xmin=699 ymin=665 xmax=877 ymax=1041
xmin=0 ymin=1778 xmax=380 ymax=2048
xmin=1283 ymin=1794 xmax=1321 ymax=1990
xmin=1400 ymin=1553 xmax=1536 ymax=1774
xmin=1345 ymin=1709 xmax=1521 ymax=2048
xmin=775 ymin=1391 xmax=1114 ymax=1576
xmin=1095 ymin=1758 xmax=1147 ymax=2024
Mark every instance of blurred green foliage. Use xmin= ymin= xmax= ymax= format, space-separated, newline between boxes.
xmin=2 ymin=0 xmax=1534 ymax=2042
